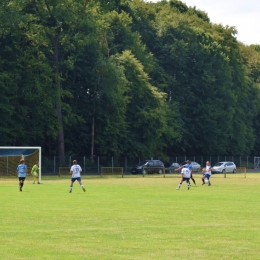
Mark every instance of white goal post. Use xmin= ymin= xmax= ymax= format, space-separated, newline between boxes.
xmin=0 ymin=146 xmax=42 ymax=182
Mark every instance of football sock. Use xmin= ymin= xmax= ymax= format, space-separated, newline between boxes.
xmin=69 ymin=186 xmax=72 ymax=191
xmin=202 ymin=179 xmax=205 ymax=184
xmin=192 ymin=178 xmax=196 ymax=184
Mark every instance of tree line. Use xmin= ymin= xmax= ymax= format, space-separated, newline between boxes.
xmin=0 ymin=0 xmax=260 ymax=164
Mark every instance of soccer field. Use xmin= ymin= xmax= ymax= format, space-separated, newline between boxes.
xmin=1 ymin=174 xmax=260 ymax=260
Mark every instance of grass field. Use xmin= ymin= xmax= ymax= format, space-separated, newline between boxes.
xmin=1 ymin=174 xmax=260 ymax=260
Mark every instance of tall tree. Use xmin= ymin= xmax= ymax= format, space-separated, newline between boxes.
xmin=8 ymin=0 xmax=99 ymax=164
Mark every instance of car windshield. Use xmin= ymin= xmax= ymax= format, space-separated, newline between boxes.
xmin=136 ymin=161 xmax=148 ymax=166
xmin=214 ymin=162 xmax=223 ymax=166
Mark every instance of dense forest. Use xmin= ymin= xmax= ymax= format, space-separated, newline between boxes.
xmin=1 ymin=0 xmax=260 ymax=163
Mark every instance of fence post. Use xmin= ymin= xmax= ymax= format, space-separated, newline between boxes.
xmin=112 ymin=157 xmax=113 ymax=173
xmin=247 ymin=156 xmax=248 ymax=169
xmin=124 ymin=157 xmax=127 ymax=177
xmin=98 ymin=156 xmax=100 ymax=174
xmin=84 ymin=156 xmax=85 ymax=174
xmin=54 ymin=156 xmax=56 ymax=175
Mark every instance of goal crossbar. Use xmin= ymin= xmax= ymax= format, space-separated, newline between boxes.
xmin=0 ymin=146 xmax=42 ymax=182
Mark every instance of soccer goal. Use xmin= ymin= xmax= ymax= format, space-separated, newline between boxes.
xmin=254 ymin=157 xmax=260 ymax=169
xmin=101 ymin=167 xmax=123 ymax=176
xmin=0 ymin=147 xmax=41 ymax=182
xmin=59 ymin=167 xmax=71 ymax=176
xmin=236 ymin=167 xmax=247 ymax=178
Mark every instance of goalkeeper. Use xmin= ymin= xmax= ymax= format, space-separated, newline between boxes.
xmin=31 ymin=161 xmax=40 ymax=184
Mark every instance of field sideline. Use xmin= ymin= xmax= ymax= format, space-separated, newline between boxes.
xmin=1 ymin=174 xmax=260 ymax=260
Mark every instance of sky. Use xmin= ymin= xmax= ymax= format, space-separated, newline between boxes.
xmin=149 ymin=0 xmax=260 ymax=45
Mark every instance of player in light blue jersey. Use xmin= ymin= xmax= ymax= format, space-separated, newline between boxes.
xmin=69 ymin=160 xmax=85 ymax=193
xmin=17 ymin=159 xmax=28 ymax=192
xmin=175 ymin=160 xmax=196 ymax=185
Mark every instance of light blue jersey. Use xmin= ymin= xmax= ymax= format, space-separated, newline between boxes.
xmin=185 ymin=163 xmax=192 ymax=172
xmin=17 ymin=164 xmax=27 ymax=178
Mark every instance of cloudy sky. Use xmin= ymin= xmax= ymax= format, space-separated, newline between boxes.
xmin=149 ymin=0 xmax=260 ymax=45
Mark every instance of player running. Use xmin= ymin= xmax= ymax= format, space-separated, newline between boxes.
xmin=17 ymin=159 xmax=28 ymax=192
xmin=174 ymin=160 xmax=196 ymax=185
xmin=69 ymin=160 xmax=86 ymax=193
xmin=202 ymin=161 xmax=212 ymax=186
xmin=176 ymin=167 xmax=191 ymax=190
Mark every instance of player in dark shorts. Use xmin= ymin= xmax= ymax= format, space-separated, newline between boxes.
xmin=17 ymin=159 xmax=28 ymax=192
xmin=175 ymin=160 xmax=196 ymax=185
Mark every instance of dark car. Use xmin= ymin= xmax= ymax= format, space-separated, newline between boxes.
xmin=131 ymin=160 xmax=165 ymax=174
xmin=181 ymin=161 xmax=201 ymax=172
xmin=165 ymin=162 xmax=181 ymax=173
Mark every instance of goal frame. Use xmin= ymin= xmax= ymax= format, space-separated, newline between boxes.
xmin=0 ymin=146 xmax=42 ymax=182
xmin=101 ymin=167 xmax=123 ymax=176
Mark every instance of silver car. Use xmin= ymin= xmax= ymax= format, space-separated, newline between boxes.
xmin=212 ymin=161 xmax=236 ymax=174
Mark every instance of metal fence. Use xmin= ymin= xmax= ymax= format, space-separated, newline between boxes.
xmin=41 ymin=155 xmax=257 ymax=175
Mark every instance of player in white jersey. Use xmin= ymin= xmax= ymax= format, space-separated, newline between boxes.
xmin=202 ymin=161 xmax=212 ymax=186
xmin=69 ymin=160 xmax=86 ymax=193
xmin=176 ymin=167 xmax=191 ymax=190
xmin=175 ymin=160 xmax=196 ymax=185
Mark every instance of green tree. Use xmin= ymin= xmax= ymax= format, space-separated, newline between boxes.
xmin=8 ymin=0 xmax=100 ymax=163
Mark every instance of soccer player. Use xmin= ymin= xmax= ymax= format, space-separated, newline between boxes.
xmin=17 ymin=159 xmax=28 ymax=192
xmin=31 ymin=161 xmax=40 ymax=184
xmin=176 ymin=166 xmax=191 ymax=190
xmin=69 ymin=160 xmax=86 ymax=193
xmin=202 ymin=161 xmax=212 ymax=186
xmin=174 ymin=160 xmax=196 ymax=185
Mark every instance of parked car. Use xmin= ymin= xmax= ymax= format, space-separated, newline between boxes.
xmin=165 ymin=163 xmax=181 ymax=173
xmin=131 ymin=160 xmax=165 ymax=174
xmin=181 ymin=161 xmax=201 ymax=172
xmin=211 ymin=161 xmax=236 ymax=173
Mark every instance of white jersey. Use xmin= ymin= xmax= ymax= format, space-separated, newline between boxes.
xmin=181 ymin=167 xmax=191 ymax=178
xmin=70 ymin=164 xmax=82 ymax=178
xmin=205 ymin=165 xmax=212 ymax=175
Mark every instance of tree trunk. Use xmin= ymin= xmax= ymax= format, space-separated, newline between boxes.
xmin=91 ymin=115 xmax=95 ymax=161
xmin=54 ymin=36 xmax=65 ymax=166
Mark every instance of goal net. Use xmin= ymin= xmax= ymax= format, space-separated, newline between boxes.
xmin=254 ymin=157 xmax=260 ymax=169
xmin=101 ymin=167 xmax=123 ymax=176
xmin=0 ymin=147 xmax=41 ymax=182
xmin=236 ymin=167 xmax=247 ymax=178
xmin=59 ymin=167 xmax=71 ymax=176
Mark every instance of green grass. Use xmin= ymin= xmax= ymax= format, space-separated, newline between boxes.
xmin=1 ymin=174 xmax=260 ymax=259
